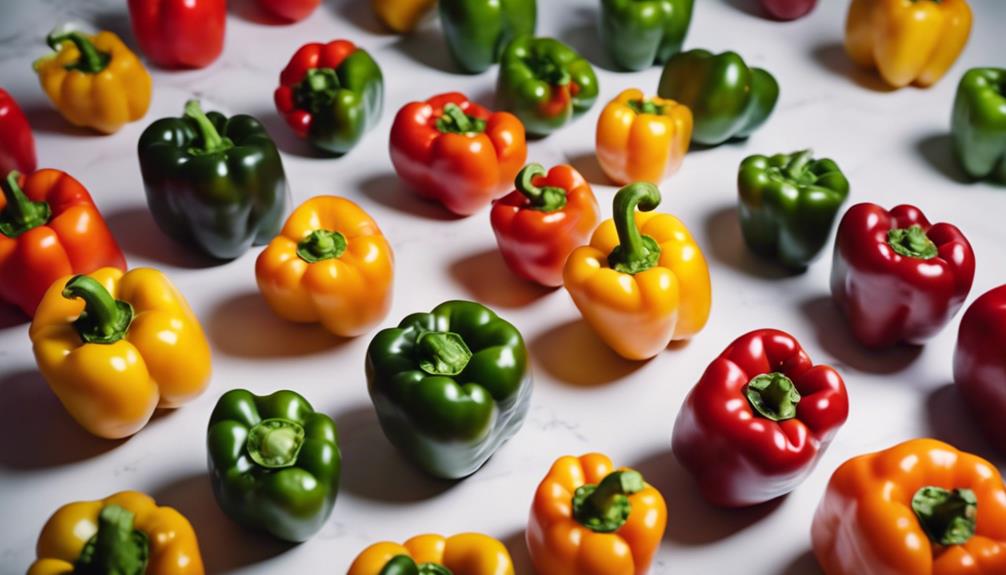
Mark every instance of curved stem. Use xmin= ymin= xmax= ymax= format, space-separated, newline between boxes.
xmin=62 ymin=275 xmax=133 ymax=344
xmin=887 ymin=225 xmax=938 ymax=259
xmin=0 ymin=171 xmax=51 ymax=238
xmin=572 ymin=470 xmax=644 ymax=533
xmin=784 ymin=149 xmax=813 ymax=180
xmin=73 ymin=504 xmax=149 ymax=575
xmin=435 ymin=103 xmax=486 ymax=134
xmin=297 ymin=229 xmax=347 ymax=263
xmin=184 ymin=100 xmax=232 ymax=155
xmin=912 ymin=486 xmax=977 ymax=546
xmin=47 ymin=30 xmax=109 ymax=73
xmin=246 ymin=418 xmax=305 ymax=469
xmin=607 ymin=183 xmax=662 ymax=274
xmin=744 ymin=372 xmax=801 ymax=421
xmin=514 ymin=163 xmax=567 ymax=212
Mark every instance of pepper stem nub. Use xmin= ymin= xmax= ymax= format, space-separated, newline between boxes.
xmin=628 ymin=99 xmax=665 ymax=116
xmin=784 ymin=149 xmax=814 ymax=180
xmin=572 ymin=470 xmax=644 ymax=533
xmin=184 ymin=100 xmax=233 ymax=155
xmin=62 ymin=275 xmax=134 ymax=345
xmin=294 ymin=68 xmax=342 ymax=114
xmin=379 ymin=555 xmax=454 ymax=575
xmin=745 ymin=372 xmax=801 ymax=421
xmin=47 ymin=29 xmax=110 ymax=73
xmin=246 ymin=418 xmax=306 ymax=469
xmin=72 ymin=504 xmax=150 ymax=575
xmin=887 ymin=225 xmax=938 ymax=259
xmin=607 ymin=182 xmax=662 ymax=274
xmin=514 ymin=163 xmax=568 ymax=212
xmin=416 ymin=331 xmax=472 ymax=377
xmin=0 ymin=171 xmax=51 ymax=238
xmin=912 ymin=486 xmax=977 ymax=546
xmin=297 ymin=229 xmax=348 ymax=263
xmin=435 ymin=103 xmax=486 ymax=134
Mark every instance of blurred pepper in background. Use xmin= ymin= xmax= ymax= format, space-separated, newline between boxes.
xmin=128 ymin=0 xmax=225 ymax=68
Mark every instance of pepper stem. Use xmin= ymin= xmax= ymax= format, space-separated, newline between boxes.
xmin=628 ymin=99 xmax=665 ymax=116
xmin=379 ymin=555 xmax=454 ymax=575
xmin=912 ymin=486 xmax=977 ymax=546
xmin=572 ymin=470 xmax=644 ymax=533
xmin=294 ymin=68 xmax=341 ymax=114
xmin=184 ymin=100 xmax=233 ymax=155
xmin=745 ymin=372 xmax=801 ymax=421
xmin=73 ymin=504 xmax=150 ymax=575
xmin=246 ymin=418 xmax=306 ymax=469
xmin=47 ymin=30 xmax=110 ymax=73
xmin=296 ymin=229 xmax=348 ymax=263
xmin=435 ymin=103 xmax=486 ymax=134
xmin=62 ymin=275 xmax=134 ymax=345
xmin=416 ymin=331 xmax=472 ymax=376
xmin=607 ymin=183 xmax=662 ymax=274
xmin=528 ymin=54 xmax=570 ymax=86
xmin=887 ymin=225 xmax=938 ymax=259
xmin=0 ymin=171 xmax=51 ymax=238
xmin=784 ymin=149 xmax=814 ymax=180
xmin=515 ymin=163 xmax=568 ymax=212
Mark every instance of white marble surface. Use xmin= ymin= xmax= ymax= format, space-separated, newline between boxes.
xmin=1 ymin=0 xmax=1005 ymax=573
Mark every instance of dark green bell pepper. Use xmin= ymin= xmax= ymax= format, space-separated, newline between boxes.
xmin=952 ymin=67 xmax=1006 ymax=185
xmin=658 ymin=49 xmax=779 ymax=146
xmin=207 ymin=388 xmax=341 ymax=542
xmin=439 ymin=0 xmax=536 ymax=74
xmin=738 ymin=150 xmax=849 ymax=270
xmin=600 ymin=0 xmax=694 ymax=72
xmin=365 ymin=300 xmax=532 ymax=480
xmin=137 ymin=100 xmax=289 ymax=260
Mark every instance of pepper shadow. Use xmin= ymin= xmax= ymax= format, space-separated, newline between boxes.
xmin=501 ymin=529 xmax=534 ymax=574
xmin=926 ymin=383 xmax=1006 ymax=467
xmin=254 ymin=108 xmax=337 ymax=159
xmin=704 ymin=205 xmax=802 ymax=280
xmin=230 ymin=0 xmax=289 ymax=25
xmin=448 ymin=249 xmax=553 ymax=309
xmin=20 ymin=104 xmax=93 ymax=137
xmin=331 ymin=0 xmax=391 ymax=35
xmin=0 ymin=303 xmax=27 ymax=329
xmin=810 ymin=42 xmax=897 ymax=93
xmin=530 ymin=319 xmax=644 ymax=387
xmin=781 ymin=550 xmax=824 ymax=575
xmin=358 ymin=173 xmax=462 ymax=221
xmin=104 ymin=205 xmax=220 ymax=269
xmin=916 ymin=133 xmax=972 ymax=185
xmin=390 ymin=25 xmax=458 ymax=74
xmin=557 ymin=5 xmax=620 ymax=72
xmin=564 ymin=152 xmax=611 ymax=187
xmin=721 ymin=0 xmax=764 ymax=18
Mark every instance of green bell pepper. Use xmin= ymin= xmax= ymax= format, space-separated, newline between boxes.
xmin=207 ymin=389 xmax=341 ymax=542
xmin=738 ymin=150 xmax=850 ymax=270
xmin=496 ymin=36 xmax=599 ymax=137
xmin=657 ymin=49 xmax=779 ymax=146
xmin=952 ymin=67 xmax=1006 ymax=185
xmin=440 ymin=0 xmax=536 ymax=74
xmin=365 ymin=300 xmax=532 ymax=480
xmin=138 ymin=100 xmax=289 ymax=260
xmin=600 ymin=0 xmax=694 ymax=72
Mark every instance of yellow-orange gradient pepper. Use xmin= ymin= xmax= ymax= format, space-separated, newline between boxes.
xmin=30 ymin=267 xmax=212 ymax=439
xmin=348 ymin=533 xmax=514 ymax=575
xmin=596 ymin=88 xmax=693 ymax=186
xmin=371 ymin=0 xmax=436 ymax=33
xmin=28 ymin=491 xmax=204 ymax=575
xmin=256 ymin=195 xmax=394 ymax=338
xmin=33 ymin=27 xmax=152 ymax=133
xmin=563 ymin=182 xmax=711 ymax=360
xmin=845 ymin=0 xmax=972 ymax=89
xmin=527 ymin=453 xmax=667 ymax=575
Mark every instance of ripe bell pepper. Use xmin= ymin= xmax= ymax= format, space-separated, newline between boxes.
xmin=952 ymin=68 xmax=1006 ymax=184
xmin=372 ymin=0 xmax=436 ymax=33
xmin=257 ymin=0 xmax=320 ymax=21
xmin=0 ymin=169 xmax=125 ymax=317
xmin=439 ymin=0 xmax=537 ymax=74
xmin=127 ymin=0 xmax=225 ymax=69
xmin=0 ymin=89 xmax=36 ymax=175
xmin=30 ymin=268 xmax=212 ymax=439
xmin=830 ymin=203 xmax=975 ymax=348
xmin=657 ymin=49 xmax=778 ymax=146
xmin=255 ymin=195 xmax=394 ymax=337
xmin=28 ymin=491 xmax=204 ymax=575
xmin=490 ymin=163 xmax=599 ymax=287
xmin=812 ymin=439 xmax=1006 ymax=575
xmin=348 ymin=533 xmax=514 ymax=575
xmin=672 ymin=329 xmax=849 ymax=507
xmin=600 ymin=0 xmax=694 ymax=72
xmin=207 ymin=388 xmax=341 ymax=542
xmin=366 ymin=300 xmax=532 ymax=479
xmin=760 ymin=0 xmax=816 ymax=21
xmin=527 ymin=453 xmax=667 ymax=575
xmin=563 ymin=182 xmax=711 ymax=361
xmin=389 ymin=92 xmax=527 ymax=216
xmin=954 ymin=285 xmax=1006 ymax=454
xmin=138 ymin=100 xmax=289 ymax=260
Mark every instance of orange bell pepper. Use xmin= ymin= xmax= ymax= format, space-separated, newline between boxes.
xmin=812 ymin=438 xmax=1006 ymax=575
xmin=348 ymin=533 xmax=514 ymax=575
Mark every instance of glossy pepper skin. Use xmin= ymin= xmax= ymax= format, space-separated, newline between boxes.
xmin=813 ymin=439 xmax=1006 ymax=575
xmin=954 ymin=286 xmax=1006 ymax=454
xmin=672 ymin=329 xmax=849 ymax=507
xmin=255 ymin=195 xmax=394 ymax=337
xmin=258 ymin=0 xmax=320 ymax=21
xmin=348 ymin=533 xmax=514 ymax=575
xmin=0 ymin=89 xmax=36 ymax=175
xmin=138 ymin=100 xmax=289 ymax=261
xmin=657 ymin=49 xmax=778 ymax=146
xmin=738 ymin=150 xmax=850 ymax=270
xmin=0 ymin=169 xmax=125 ymax=317
xmin=30 ymin=268 xmax=212 ymax=439
xmin=600 ymin=0 xmax=694 ymax=72
xmin=366 ymin=300 xmax=532 ymax=479
xmin=274 ymin=40 xmax=383 ymax=155
xmin=372 ymin=0 xmax=436 ymax=33
xmin=563 ymin=182 xmax=711 ymax=361
xmin=207 ymin=388 xmax=341 ymax=542
xmin=845 ymin=0 xmax=972 ymax=89
xmin=497 ymin=36 xmax=599 ymax=137
xmin=440 ymin=0 xmax=536 ymax=74
xmin=28 ymin=491 xmax=204 ymax=575
xmin=952 ymin=68 xmax=1006 ymax=184
xmin=830 ymin=203 xmax=975 ymax=348
xmin=760 ymin=0 xmax=815 ymax=21
xmin=390 ymin=92 xmax=527 ymax=216
xmin=527 ymin=453 xmax=667 ymax=575
xmin=127 ymin=0 xmax=225 ymax=69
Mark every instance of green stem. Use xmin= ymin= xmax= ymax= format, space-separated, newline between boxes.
xmin=416 ymin=331 xmax=472 ymax=376
xmin=912 ymin=486 xmax=977 ymax=546
xmin=887 ymin=225 xmax=938 ymax=259
xmin=47 ymin=30 xmax=109 ymax=73
xmin=294 ymin=68 xmax=341 ymax=114
xmin=785 ymin=149 xmax=814 ymax=180
xmin=514 ymin=163 xmax=567 ymax=212
xmin=606 ymin=183 xmax=662 ymax=274
xmin=435 ymin=103 xmax=486 ymax=134
xmin=745 ymin=372 xmax=801 ymax=421
xmin=0 ymin=171 xmax=51 ymax=238
xmin=528 ymin=54 xmax=570 ymax=86
xmin=379 ymin=555 xmax=454 ymax=575
xmin=246 ymin=418 xmax=306 ymax=469
xmin=62 ymin=275 xmax=134 ymax=345
xmin=73 ymin=504 xmax=149 ymax=575
xmin=572 ymin=470 xmax=645 ymax=533
xmin=297 ymin=229 xmax=347 ymax=263
xmin=184 ymin=100 xmax=233 ymax=155
xmin=628 ymin=99 xmax=665 ymax=116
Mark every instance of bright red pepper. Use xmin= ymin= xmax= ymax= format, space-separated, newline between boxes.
xmin=0 ymin=89 xmax=36 ymax=175
xmin=954 ymin=285 xmax=1006 ymax=454
xmin=258 ymin=0 xmax=321 ymax=21
xmin=490 ymin=163 xmax=600 ymax=287
xmin=759 ymin=0 xmax=816 ymax=20
xmin=831 ymin=203 xmax=975 ymax=349
xmin=672 ymin=329 xmax=849 ymax=507
xmin=128 ymin=0 xmax=225 ymax=69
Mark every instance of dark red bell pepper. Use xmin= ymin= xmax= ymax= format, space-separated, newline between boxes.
xmin=672 ymin=329 xmax=849 ymax=507
xmin=759 ymin=0 xmax=816 ymax=21
xmin=954 ymin=285 xmax=1006 ymax=453
xmin=128 ymin=0 xmax=225 ymax=69
xmin=0 ymin=89 xmax=36 ymax=175
xmin=257 ymin=0 xmax=320 ymax=21
xmin=830 ymin=203 xmax=975 ymax=348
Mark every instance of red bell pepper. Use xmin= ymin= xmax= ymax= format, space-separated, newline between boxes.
xmin=490 ymin=163 xmax=600 ymax=287
xmin=954 ymin=285 xmax=1006 ymax=453
xmin=0 ymin=169 xmax=126 ymax=317
xmin=257 ymin=0 xmax=320 ymax=21
xmin=672 ymin=329 xmax=849 ymax=507
xmin=128 ymin=0 xmax=225 ymax=69
xmin=0 ymin=89 xmax=36 ymax=175
xmin=390 ymin=92 xmax=527 ymax=216
xmin=759 ymin=0 xmax=816 ymax=21
xmin=831 ymin=203 xmax=975 ymax=349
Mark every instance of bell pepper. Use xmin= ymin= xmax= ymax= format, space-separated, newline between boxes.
xmin=33 ymin=28 xmax=152 ymax=134
xmin=439 ymin=0 xmax=537 ymax=74
xmin=0 ymin=169 xmax=125 ymax=317
xmin=138 ymin=100 xmax=289 ymax=260
xmin=830 ymin=203 xmax=975 ymax=348
xmin=845 ymin=0 xmax=972 ymax=89
xmin=207 ymin=388 xmax=341 ymax=542
xmin=255 ymin=195 xmax=394 ymax=337
xmin=366 ymin=300 xmax=531 ymax=479
xmin=760 ymin=0 xmax=816 ymax=21
xmin=672 ymin=329 xmax=849 ymax=507
xmin=812 ymin=438 xmax=1006 ymax=575
xmin=490 ymin=163 xmax=599 ymax=287
xmin=28 ymin=491 xmax=204 ymax=575
xmin=496 ymin=36 xmax=599 ymax=137
xmin=348 ymin=533 xmax=514 ymax=575
xmin=389 ymin=92 xmax=527 ymax=216
xmin=952 ymin=67 xmax=1006 ymax=184
xmin=274 ymin=40 xmax=383 ymax=155
xmin=29 ymin=267 xmax=211 ymax=439
xmin=954 ymin=285 xmax=1006 ymax=454
xmin=257 ymin=0 xmax=320 ymax=21
xmin=127 ymin=0 xmax=225 ymax=69
xmin=599 ymin=0 xmax=694 ymax=72
xmin=657 ymin=49 xmax=778 ymax=146
xmin=563 ymin=182 xmax=711 ymax=361
xmin=595 ymin=88 xmax=693 ymax=186
xmin=737 ymin=150 xmax=850 ymax=270
xmin=372 ymin=0 xmax=436 ymax=33
xmin=0 ymin=89 xmax=36 ymax=175
xmin=527 ymin=453 xmax=666 ymax=575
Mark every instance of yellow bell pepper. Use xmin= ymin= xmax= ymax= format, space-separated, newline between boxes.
xmin=845 ymin=0 xmax=972 ymax=89
xmin=596 ymin=88 xmax=693 ymax=186
xmin=33 ymin=28 xmax=152 ymax=133
xmin=255 ymin=195 xmax=394 ymax=338
xmin=371 ymin=0 xmax=436 ymax=33
xmin=28 ymin=491 xmax=204 ymax=575
xmin=348 ymin=533 xmax=515 ymax=575
xmin=564 ymin=182 xmax=711 ymax=361
xmin=29 ymin=267 xmax=212 ymax=439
